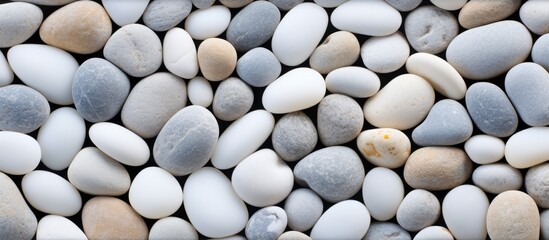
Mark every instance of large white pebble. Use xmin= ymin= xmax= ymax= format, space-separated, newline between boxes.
xmin=464 ymin=135 xmax=505 ymax=164
xmin=188 ymin=76 xmax=213 ymax=107
xmin=185 ymin=5 xmax=231 ymax=40
xmin=430 ymin=0 xmax=467 ymax=11
xmin=272 ymin=3 xmax=328 ymax=66
xmin=263 ymin=68 xmax=326 ymax=114
xmin=331 ymin=0 xmax=401 ymax=36
xmin=89 ymin=122 xmax=150 ymax=166
xmin=362 ymin=167 xmax=404 ymax=221
xmin=414 ymin=226 xmax=454 ymax=240
xmin=325 ymin=66 xmax=380 ymax=98
xmin=310 ymin=200 xmax=370 ymax=240
xmin=22 ymin=170 xmax=82 ymax=216
xmin=7 ymin=44 xmax=78 ymax=105
xmin=37 ymin=215 xmax=87 ymax=240
xmin=506 ymin=127 xmax=549 ymax=168
xmin=360 ymin=32 xmax=409 ymax=73
xmin=184 ymin=167 xmax=249 ymax=238
xmin=101 ymin=0 xmax=149 ymax=26
xmin=163 ymin=28 xmax=198 ymax=79
xmin=0 ymin=131 xmax=40 ymax=175
xmin=442 ymin=185 xmax=489 ymax=240
xmin=0 ymin=51 xmax=13 ymax=87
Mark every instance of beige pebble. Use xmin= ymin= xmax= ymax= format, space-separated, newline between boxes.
xmin=458 ymin=0 xmax=522 ymax=29
xmin=486 ymin=190 xmax=540 ymax=240
xmin=356 ymin=128 xmax=411 ymax=169
xmin=278 ymin=231 xmax=312 ymax=240
xmin=309 ymin=31 xmax=360 ymax=74
xmin=198 ymin=38 xmax=237 ymax=81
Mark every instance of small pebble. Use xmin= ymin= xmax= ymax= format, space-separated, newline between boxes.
xmin=413 ymin=226 xmax=454 ymax=240
xmin=36 ymin=215 xmax=86 ymax=240
xmin=331 ymin=0 xmax=401 ymax=36
xmin=486 ymin=191 xmax=540 ymax=240
xmin=317 ymin=94 xmax=363 ymax=146
xmin=533 ymin=34 xmax=549 ymax=72
xmin=213 ymin=77 xmax=254 ymax=121
xmin=284 ymin=188 xmax=323 ymax=232
xmin=0 ymin=131 xmax=41 ymax=175
xmin=325 ymin=66 xmax=380 ymax=98
xmin=278 ymin=231 xmax=311 ymax=240
xmin=191 ymin=0 xmax=214 ymax=9
xmin=0 ymin=2 xmax=42 ymax=48
xmin=361 ymin=32 xmax=409 ymax=73
xmin=185 ymin=5 xmax=231 ymax=40
xmin=272 ymin=111 xmax=317 ymax=162
xmin=0 ymin=84 xmax=50 ymax=133
xmin=0 ymin=52 xmax=13 ymax=87
xmin=89 ymin=122 xmax=150 ymax=167
xmin=197 ymin=38 xmax=237 ymax=81
xmin=385 ymin=0 xmax=421 ymax=12
xmin=245 ymin=206 xmax=287 ymax=240
xmin=149 ymin=217 xmax=198 ymax=240
xmin=520 ymin=0 xmax=549 ymax=35
xmin=506 ymin=127 xmax=549 ymax=169
xmin=0 ymin=172 xmax=37 ymax=240
xmin=430 ymin=0 xmax=467 ymax=11
xmin=142 ymin=0 xmax=192 ymax=32
xmin=226 ymin=1 xmax=280 ymax=52
xmin=525 ymin=163 xmax=549 ymax=208
xmin=362 ymin=168 xmax=404 ymax=221
xmin=396 ymin=189 xmax=440 ymax=232
xmin=22 ymin=170 xmax=82 ymax=216
xmin=269 ymin=0 xmax=303 ymax=11
xmin=310 ymin=200 xmax=371 ymax=240
xmin=219 ymin=0 xmax=253 ymax=8
xmin=356 ymin=128 xmax=411 ymax=169
xmin=236 ymin=47 xmax=281 ymax=88
xmin=405 ymin=6 xmax=458 ymax=54
xmin=442 ymin=185 xmax=489 ymax=240
xmin=163 ymin=28 xmax=199 ymax=79
xmin=101 ymin=0 xmax=149 ymax=26
xmin=458 ymin=0 xmax=522 ymax=29
xmin=188 ymin=77 xmax=213 ymax=107
xmin=362 ymin=222 xmax=411 ymax=240
xmin=309 ymin=31 xmax=360 ymax=74
xmin=473 ymin=163 xmax=523 ymax=194
xmin=464 ymin=135 xmax=505 ymax=164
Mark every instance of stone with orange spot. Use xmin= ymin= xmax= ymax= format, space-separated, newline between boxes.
xmin=356 ymin=128 xmax=411 ymax=169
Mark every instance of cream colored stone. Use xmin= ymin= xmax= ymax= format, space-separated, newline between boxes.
xmin=458 ymin=0 xmax=522 ymax=29
xmin=486 ymin=191 xmax=540 ymax=240
xmin=197 ymin=38 xmax=237 ymax=81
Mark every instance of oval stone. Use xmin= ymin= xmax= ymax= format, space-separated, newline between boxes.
xmin=360 ymin=32 xmax=409 ymax=74
xmin=331 ymin=0 xmax=401 ymax=36
xmin=101 ymin=0 xmax=149 ymax=26
xmin=533 ymin=34 xmax=549 ymax=72
xmin=0 ymin=84 xmax=50 ymax=133
xmin=309 ymin=31 xmax=360 ymax=74
xmin=197 ymin=38 xmax=237 ymax=81
xmin=236 ymin=47 xmax=281 ymax=88
xmin=0 ymin=2 xmax=42 ymax=48
xmin=362 ymin=167 xmax=404 ymax=221
xmin=227 ymin=1 xmax=280 ymax=52
xmin=188 ymin=76 xmax=213 ymax=107
xmin=317 ymin=94 xmax=363 ymax=146
xmin=37 ymin=215 xmax=86 ymax=240
xmin=464 ymin=135 xmax=505 ymax=164
xmin=325 ymin=66 xmax=380 ymax=98
xmin=458 ymin=0 xmax=522 ymax=29
xmin=278 ymin=231 xmax=311 ymax=240
xmin=284 ymin=188 xmax=323 ymax=232
xmin=0 ymin=171 xmax=37 ymax=240
xmin=473 ymin=163 xmax=522 ymax=194
xmin=22 ymin=170 xmax=82 ymax=216
xmin=404 ymin=6 xmax=459 ymax=54
xmin=310 ymin=200 xmax=371 ymax=240
xmin=506 ymin=127 xmax=549 ymax=168
xmin=520 ymin=0 xmax=549 ymax=35
xmin=486 ymin=191 xmax=540 ymax=240
xmin=525 ymin=163 xmax=549 ymax=208
xmin=142 ymin=0 xmax=192 ymax=32
xmin=245 ymin=206 xmax=287 ymax=240
xmin=0 ymin=131 xmax=41 ymax=175
xmin=149 ymin=217 xmax=198 ymax=240
xmin=396 ymin=189 xmax=440 ymax=232
xmin=414 ymin=226 xmax=454 ymax=240
xmin=430 ymin=0 xmax=467 ymax=10
xmin=89 ymin=122 xmax=150 ymax=167
xmin=213 ymin=77 xmax=254 ymax=121
xmin=357 ymin=128 xmax=411 ymax=169
xmin=272 ymin=111 xmax=317 ymax=162
xmin=442 ymin=185 xmax=489 ymax=240
xmin=184 ymin=5 xmax=231 ymax=40
xmin=163 ymin=28 xmax=199 ymax=79
xmin=0 ymin=52 xmax=13 ymax=87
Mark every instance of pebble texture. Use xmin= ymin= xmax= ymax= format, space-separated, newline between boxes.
xmin=362 ymin=222 xmax=411 ymax=240
xmin=0 ymin=2 xmax=43 ymax=48
xmin=284 ymin=188 xmax=323 ymax=232
xmin=385 ymin=0 xmax=420 ymax=11
xmin=149 ymin=217 xmax=198 ymax=240
xmin=198 ymin=38 xmax=237 ymax=81
xmin=325 ymin=66 xmax=380 ymax=98
xmin=357 ymin=128 xmax=411 ymax=169
xmin=404 ymin=6 xmax=458 ymax=54
xmin=191 ymin=0 xmax=213 ymax=9
xmin=0 ymin=84 xmax=50 ymax=133
xmin=396 ymin=189 xmax=441 ymax=232
xmin=533 ymin=34 xmax=549 ymax=72
xmin=245 ymin=206 xmax=287 ymax=240
xmin=272 ymin=112 xmax=318 ymax=162
xmin=309 ymin=31 xmax=360 ymax=74
xmin=486 ymin=191 xmax=540 ymax=240
xmin=361 ymin=32 xmax=409 ymax=73
xmin=269 ymin=0 xmax=303 ymax=11
xmin=0 ymin=172 xmax=37 ymax=240
xmin=227 ymin=1 xmax=280 ymax=52
xmin=526 ymin=163 xmax=549 ymax=208
xmin=278 ymin=231 xmax=311 ymax=240
xmin=317 ymin=94 xmax=363 ymax=146
xmin=542 ymin=210 xmax=549 ymax=240
xmin=458 ymin=0 xmax=522 ymax=29
xmin=212 ymin=77 xmax=254 ymax=121
xmin=220 ymin=0 xmax=253 ymax=8
xmin=520 ymin=0 xmax=549 ymax=35
xmin=473 ymin=164 xmax=523 ymax=194
xmin=142 ymin=0 xmax=192 ymax=32
xmin=236 ymin=47 xmax=281 ymax=87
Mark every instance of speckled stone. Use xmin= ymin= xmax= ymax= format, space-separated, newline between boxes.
xmin=72 ymin=58 xmax=130 ymax=123
xmin=191 ymin=0 xmax=213 ymax=9
xmin=396 ymin=189 xmax=441 ymax=232
xmin=278 ymin=231 xmax=311 ymax=240
xmin=526 ymin=163 xmax=549 ymax=208
xmin=236 ymin=47 xmax=281 ymax=87
xmin=486 ymin=191 xmax=540 ymax=240
xmin=269 ymin=0 xmax=303 ymax=11
xmin=384 ymin=0 xmax=421 ymax=12
xmin=362 ymin=222 xmax=411 ymax=240
xmin=317 ymin=94 xmax=364 ymax=146
xmin=0 ymin=171 xmax=37 ymax=240
xmin=227 ymin=1 xmax=280 ymax=52
xmin=294 ymin=146 xmax=365 ymax=202
xmin=272 ymin=111 xmax=318 ymax=162
xmin=143 ymin=0 xmax=192 ymax=32
xmin=309 ymin=31 xmax=360 ymax=74
xmin=197 ymin=38 xmax=237 ymax=81
xmin=246 ymin=206 xmax=287 ymax=240
xmin=542 ymin=210 xmax=549 ymax=240
xmin=357 ymin=128 xmax=411 ymax=169
xmin=220 ymin=0 xmax=253 ymax=8
xmin=404 ymin=6 xmax=458 ymax=54
xmin=284 ymin=188 xmax=323 ymax=232
xmin=458 ymin=0 xmax=522 ymax=29
xmin=473 ymin=163 xmax=523 ymax=194
xmin=533 ymin=34 xmax=549 ymax=72
xmin=213 ymin=77 xmax=254 ymax=121
xmin=149 ymin=217 xmax=198 ymax=240
xmin=0 ymin=2 xmax=43 ymax=48
xmin=0 ymin=84 xmax=50 ymax=133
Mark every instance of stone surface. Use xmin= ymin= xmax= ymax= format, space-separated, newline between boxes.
xmin=188 ymin=77 xmax=213 ymax=107
xmin=236 ymin=47 xmax=281 ymax=87
xmin=506 ymin=127 xmax=549 ymax=169
xmin=213 ymin=77 xmax=254 ymax=121
xmin=278 ymin=231 xmax=311 ymax=240
xmin=526 ymin=163 xmax=549 ymax=208
xmin=464 ymin=134 xmax=505 ymax=164
xmin=36 ymin=215 xmax=87 ymax=240
xmin=314 ymin=0 xmax=348 ymax=8
xmin=198 ymin=38 xmax=237 ymax=81
xmin=396 ymin=189 xmax=440 ymax=232
xmin=227 ymin=1 xmax=280 ymax=52
xmin=0 ymin=2 xmax=42 ymax=48
xmin=325 ymin=66 xmax=380 ymax=98
xmin=361 ymin=32 xmax=409 ymax=73
xmin=0 ymin=171 xmax=37 ymax=240
xmin=430 ymin=0 xmax=467 ymax=11
xmin=22 ymin=170 xmax=82 ymax=216
xmin=272 ymin=111 xmax=317 ymax=162
xmin=357 ymin=128 xmax=411 ymax=169
xmin=13 ymin=0 xmax=76 ymax=5
xmin=0 ymin=52 xmax=13 ymax=87
xmin=89 ymin=122 xmax=150 ymax=167
xmin=0 ymin=131 xmax=41 ymax=175
xmin=284 ymin=188 xmax=323 ymax=232
xmin=520 ymin=0 xmax=549 ymax=35
xmin=184 ymin=5 xmax=231 ymax=40
xmin=533 ymin=34 xmax=549 ymax=72
xmin=414 ymin=226 xmax=454 ymax=240
xmin=310 ymin=200 xmax=371 ymax=240
xmin=331 ymin=0 xmax=401 ymax=36
xmin=309 ymin=31 xmax=360 ymax=74
xmin=220 ymin=0 xmax=253 ymax=8
xmin=458 ymin=0 xmax=522 ymax=29
xmin=442 ymin=185 xmax=489 ymax=240
xmin=101 ymin=0 xmax=149 ymax=26
xmin=473 ymin=163 xmax=522 ymax=194
xmin=542 ymin=210 xmax=549 ymax=240
xmin=149 ymin=217 xmax=198 ymax=240
xmin=192 ymin=0 xmax=213 ymax=9
xmin=486 ymin=191 xmax=540 ymax=240
xmin=363 ymin=168 xmax=404 ymax=221
xmin=405 ymin=6 xmax=458 ymax=54
xmin=0 ymin=84 xmax=49 ymax=133
xmin=143 ymin=0 xmax=192 ymax=32
xmin=163 ymin=28 xmax=199 ymax=79
xmin=362 ymin=222 xmax=411 ymax=240
xmin=385 ymin=0 xmax=420 ymax=12
xmin=317 ymin=94 xmax=363 ymax=146
xmin=245 ymin=206 xmax=287 ymax=240
xmin=269 ymin=0 xmax=303 ymax=11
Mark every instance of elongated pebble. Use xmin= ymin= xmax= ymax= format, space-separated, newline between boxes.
xmin=317 ymin=94 xmax=363 ymax=146
xmin=0 ymin=84 xmax=50 ymax=133
xmin=284 ymin=188 xmax=323 ymax=232
xmin=505 ymin=127 xmax=549 ymax=168
xmin=213 ymin=77 xmax=254 ymax=121
xmin=0 ymin=52 xmax=13 ymax=87
xmin=272 ymin=111 xmax=317 ymax=162
xmin=362 ymin=222 xmax=411 ymax=240
xmin=486 ymin=191 xmax=540 ymax=240
xmin=362 ymin=168 xmax=404 ymax=221
xmin=310 ymin=200 xmax=371 ymax=240
xmin=325 ymin=66 xmax=380 ymax=98
xmin=414 ymin=226 xmax=454 ymax=240
xmin=245 ymin=206 xmax=287 ymax=240
xmin=22 ymin=170 xmax=82 ymax=216
xmin=226 ymin=1 xmax=280 ymax=52
xmin=163 ymin=28 xmax=199 ymax=79
xmin=236 ymin=47 xmax=281 ymax=88
xmin=331 ymin=0 xmax=401 ymax=36
xmin=142 ymin=0 xmax=192 ymax=32
xmin=309 ymin=31 xmax=360 ymax=74
xmin=0 ymin=131 xmax=41 ymax=175
xmin=361 ymin=32 xmax=409 ymax=73
xmin=442 ymin=185 xmax=489 ymax=240
xmin=37 ymin=215 xmax=87 ymax=240
xmin=0 ymin=2 xmax=43 ymax=48
xmin=396 ymin=189 xmax=440 ymax=232
xmin=357 ymin=128 xmax=411 ymax=169
xmin=188 ymin=77 xmax=213 ymax=107
xmin=101 ymin=0 xmax=149 ymax=26
xmin=472 ymin=163 xmax=522 ymax=194
xmin=525 ymin=163 xmax=549 ymax=208
xmin=533 ymin=34 xmax=549 ymax=72
xmin=458 ymin=0 xmax=521 ymax=29
xmin=89 ymin=122 xmax=150 ymax=166
xmin=149 ymin=217 xmax=198 ymax=240
xmin=405 ymin=6 xmax=458 ymax=54
xmin=185 ymin=5 xmax=231 ymax=40
xmin=406 ymin=53 xmax=465 ymax=100
xmin=464 ymin=135 xmax=505 ymax=164
xmin=0 ymin=172 xmax=37 ymax=240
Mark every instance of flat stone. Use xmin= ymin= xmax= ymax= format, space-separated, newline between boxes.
xmin=396 ymin=189 xmax=440 ymax=232
xmin=526 ymin=163 xmax=549 ymax=208
xmin=22 ymin=170 xmax=82 ymax=216
xmin=246 ymin=206 xmax=287 ymax=240
xmin=143 ymin=0 xmax=192 ymax=32
xmin=284 ymin=188 xmax=323 ymax=232
xmin=486 ymin=191 xmax=540 ymax=240
xmin=473 ymin=163 xmax=523 ymax=194
xmin=269 ymin=0 xmax=303 ymax=11
xmin=505 ymin=127 xmax=549 ymax=169
xmin=149 ymin=217 xmax=198 ymax=240
xmin=331 ymin=0 xmax=401 ymax=36
xmin=197 ymin=38 xmax=237 ymax=81
xmin=310 ymin=31 xmax=360 ymax=74
xmin=236 ymin=47 xmax=281 ymax=87
xmin=362 ymin=222 xmax=411 ymax=240
xmin=213 ymin=77 xmax=254 ymax=121
xmin=361 ymin=31 xmax=409 ymax=73
xmin=0 ymin=84 xmax=49 ymax=133
xmin=384 ymin=0 xmax=421 ymax=11
xmin=272 ymin=111 xmax=317 ymax=162
xmin=227 ymin=1 xmax=280 ymax=52
xmin=0 ymin=171 xmax=37 ymax=240
xmin=357 ymin=128 xmax=411 ymax=169
xmin=520 ymin=0 xmax=549 ymax=35
xmin=317 ymin=94 xmax=363 ymax=146
xmin=220 ymin=0 xmax=253 ymax=8
xmin=191 ymin=0 xmax=213 ymax=9
xmin=404 ymin=6 xmax=458 ymax=54
xmin=533 ymin=34 xmax=549 ymax=72
xmin=0 ymin=2 xmax=42 ymax=48
xmin=459 ymin=0 xmax=522 ymax=29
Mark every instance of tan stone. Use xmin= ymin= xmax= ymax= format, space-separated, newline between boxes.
xmin=356 ymin=128 xmax=411 ymax=169
xmin=458 ymin=0 xmax=522 ymax=29
xmin=219 ymin=0 xmax=253 ymax=8
xmin=198 ymin=38 xmax=237 ymax=81
xmin=309 ymin=31 xmax=360 ymax=74
xmin=487 ymin=190 xmax=540 ymax=240
xmin=0 ymin=172 xmax=37 ymax=239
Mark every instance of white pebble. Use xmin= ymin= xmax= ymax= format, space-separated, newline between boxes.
xmin=0 ymin=51 xmax=13 ymax=87
xmin=414 ymin=226 xmax=454 ymax=240
xmin=505 ymin=127 xmax=549 ymax=168
xmin=188 ymin=76 xmax=213 ymax=107
xmin=101 ymin=0 xmax=149 ymax=26
xmin=464 ymin=135 xmax=505 ymax=164
xmin=163 ymin=28 xmax=199 ymax=79
xmin=325 ymin=66 xmax=380 ymax=98
xmin=442 ymin=185 xmax=489 ymax=240
xmin=360 ymin=32 xmax=409 ymax=73
xmin=310 ymin=200 xmax=371 ymax=240
xmin=362 ymin=167 xmax=404 ymax=221
xmin=89 ymin=122 xmax=150 ymax=166
xmin=185 ymin=5 xmax=231 ymax=40
xmin=22 ymin=170 xmax=82 ymax=216
xmin=331 ymin=0 xmax=401 ymax=36
xmin=129 ymin=167 xmax=182 ymax=219
xmin=0 ymin=131 xmax=41 ymax=175
xmin=37 ymin=215 xmax=87 ymax=240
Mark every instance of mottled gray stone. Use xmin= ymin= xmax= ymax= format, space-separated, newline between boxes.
xmin=317 ymin=94 xmax=363 ymax=146
xmin=269 ymin=0 xmax=303 ymax=11
xmin=532 ymin=34 xmax=549 ymax=72
xmin=294 ymin=146 xmax=365 ymax=203
xmin=272 ymin=112 xmax=317 ymax=162
xmin=405 ymin=6 xmax=459 ymax=54
xmin=149 ymin=217 xmax=198 ymax=240
xmin=72 ymin=58 xmax=130 ymax=123
xmin=412 ymin=99 xmax=473 ymax=146
xmin=236 ymin=47 xmax=281 ymax=87
xmin=541 ymin=210 xmax=549 ymax=240
xmin=226 ymin=1 xmax=280 ymax=52
xmin=191 ymin=0 xmax=214 ymax=9
xmin=0 ymin=2 xmax=43 ymax=48
xmin=526 ymin=163 xmax=549 ymax=208
xmin=153 ymin=105 xmax=219 ymax=176
xmin=396 ymin=189 xmax=441 ymax=232
xmin=220 ymin=0 xmax=253 ymax=8
xmin=505 ymin=62 xmax=549 ymax=127
xmin=384 ymin=0 xmax=421 ymax=12
xmin=284 ymin=188 xmax=323 ymax=232
xmin=466 ymin=82 xmax=518 ymax=137
xmin=0 ymin=171 xmax=37 ymax=240
xmin=212 ymin=77 xmax=253 ymax=121
xmin=362 ymin=222 xmax=411 ymax=240
xmin=0 ymin=84 xmax=49 ymax=133
xmin=472 ymin=163 xmax=522 ymax=194
xmin=246 ymin=206 xmax=287 ymax=240
xmin=143 ymin=0 xmax=192 ymax=32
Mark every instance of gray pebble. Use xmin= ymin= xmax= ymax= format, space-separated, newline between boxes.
xmin=212 ymin=77 xmax=254 ymax=121
xmin=294 ymin=146 xmax=365 ymax=203
xmin=0 ymin=171 xmax=37 ymax=240
xmin=226 ymin=1 xmax=281 ymax=52
xmin=284 ymin=188 xmax=323 ymax=232
xmin=153 ymin=105 xmax=219 ymax=176
xmin=533 ymin=34 xmax=549 ymax=72
xmin=0 ymin=2 xmax=43 ymax=48
xmin=405 ymin=6 xmax=459 ymax=54
xmin=472 ymin=163 xmax=522 ymax=194
xmin=191 ymin=0 xmax=214 ymax=9
xmin=72 ymin=58 xmax=130 ymax=123
xmin=317 ymin=94 xmax=364 ymax=146
xmin=396 ymin=189 xmax=441 ymax=232
xmin=362 ymin=222 xmax=411 ymax=240
xmin=412 ymin=99 xmax=473 ymax=146
xmin=246 ymin=206 xmax=287 ymax=240
xmin=269 ymin=0 xmax=303 ymax=11
xmin=0 ymin=84 xmax=49 ymax=133
xmin=272 ymin=111 xmax=317 ymax=162
xmin=465 ymin=82 xmax=518 ymax=137
xmin=384 ymin=0 xmax=421 ymax=12
xmin=220 ymin=0 xmax=253 ymax=8
xmin=143 ymin=0 xmax=192 ymax=32
xmin=541 ymin=210 xmax=549 ymax=240
xmin=505 ymin=62 xmax=549 ymax=127
xmin=236 ymin=47 xmax=281 ymax=87
xmin=121 ymin=72 xmax=187 ymax=138
xmin=526 ymin=163 xmax=549 ymax=208
xmin=149 ymin=217 xmax=198 ymax=240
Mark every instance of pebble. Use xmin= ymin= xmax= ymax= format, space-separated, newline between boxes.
xmin=314 ymin=0 xmax=348 ymax=8
xmin=101 ymin=0 xmax=149 ymax=26
xmin=82 ymin=196 xmax=148 ymax=240
xmin=526 ymin=163 xmax=549 ymax=208
xmin=245 ymin=206 xmax=287 ymax=240
xmin=332 ymin=0 xmax=401 ymax=36
xmin=149 ymin=217 xmax=198 ymax=240
xmin=413 ymin=226 xmax=454 ymax=240
xmin=72 ymin=58 xmax=130 ymax=123
xmin=153 ymin=106 xmax=218 ymax=176
xmin=272 ymin=111 xmax=317 ymax=162
xmin=356 ymin=128 xmax=411 ymax=169
xmin=284 ymin=188 xmax=323 ymax=232
xmin=142 ymin=0 xmax=192 ymax=32
xmin=465 ymin=82 xmax=519 ymax=137
xmin=542 ymin=210 xmax=549 ymax=240
xmin=412 ymin=99 xmax=473 ymax=146
xmin=325 ymin=66 xmax=380 ymax=98
xmin=185 ymin=5 xmax=231 ymax=40
xmin=269 ymin=0 xmax=303 ymax=11
xmin=506 ymin=127 xmax=549 ymax=168
xmin=227 ymin=1 xmax=280 ymax=52
xmin=362 ymin=222 xmax=411 ymax=240
xmin=396 ymin=189 xmax=440 ymax=232
xmin=22 ymin=170 xmax=82 ymax=216
xmin=103 ymin=24 xmax=162 ymax=78
xmin=486 ymin=191 xmax=540 ymax=240
xmin=310 ymin=200 xmax=371 ymax=240
xmin=533 ymin=34 xmax=549 ymax=72
xmin=192 ymin=0 xmax=213 ymax=9
xmin=430 ymin=0 xmax=467 ymax=11
xmin=446 ymin=20 xmax=532 ymax=80
xmin=232 ymin=149 xmax=294 ymax=207
xmin=188 ymin=77 xmax=213 ymax=107
xmin=0 ymin=52 xmax=13 ymax=87
xmin=278 ymin=231 xmax=311 ymax=240
xmin=0 ymin=84 xmax=50 ymax=133
xmin=362 ymin=168 xmax=404 ymax=221
xmin=406 ymin=53 xmax=465 ymax=100
xmin=213 ymin=77 xmax=254 ymax=121
xmin=163 ymin=28 xmax=199 ymax=79
xmin=317 ymin=94 xmax=364 ymax=146
xmin=466 ymin=135 xmax=507 ymax=165
xmin=13 ymin=0 xmax=76 ymax=5
xmin=37 ymin=107 xmax=86 ymax=171
xmin=458 ymin=0 xmax=522 ymax=29
xmin=363 ymin=74 xmax=435 ymax=130
xmin=0 ymin=2 xmax=42 ymax=48
xmin=473 ymin=163 xmax=523 ymax=194
xmin=0 ymin=172 xmax=37 ymax=240
xmin=385 ymin=0 xmax=421 ymax=12
xmin=68 ymin=147 xmax=130 ymax=196
xmin=361 ymin=32 xmax=409 ymax=73
xmin=236 ymin=47 xmax=281 ymax=87
xmin=7 ymin=44 xmax=78 ymax=105
xmin=121 ymin=72 xmax=187 ymax=138
xmin=442 ymin=185 xmax=489 ymax=240
xmin=294 ymin=146 xmax=365 ymax=202
xmin=197 ymin=38 xmax=237 ymax=81
xmin=89 ymin=122 xmax=150 ymax=166
xmin=184 ymin=167 xmax=249 ymax=238
xmin=0 ymin=131 xmax=41 ymax=175
xmin=309 ymin=31 xmax=360 ymax=74
xmin=36 ymin=215 xmax=87 ymax=240
xmin=404 ymin=147 xmax=473 ymax=191
xmin=520 ymin=0 xmax=549 ymax=35
xmin=405 ymin=6 xmax=458 ymax=54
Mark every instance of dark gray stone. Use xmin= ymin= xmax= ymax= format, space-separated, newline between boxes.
xmin=405 ymin=6 xmax=459 ymax=54
xmin=385 ymin=0 xmax=421 ymax=12
xmin=363 ymin=222 xmax=411 ymax=240
xmin=268 ymin=0 xmax=303 ymax=11
xmin=525 ymin=163 xmax=549 ymax=208
xmin=191 ymin=0 xmax=214 ymax=9
xmin=0 ymin=171 xmax=37 ymax=239
xmin=212 ymin=77 xmax=253 ymax=121
xmin=0 ymin=84 xmax=49 ymax=133
xmin=226 ymin=1 xmax=280 ymax=52
xmin=317 ymin=94 xmax=363 ymax=146
xmin=143 ymin=0 xmax=192 ymax=32
xmin=272 ymin=111 xmax=317 ymax=162
xmin=245 ymin=206 xmax=287 ymax=240
xmin=236 ymin=47 xmax=281 ymax=87
xmin=284 ymin=188 xmax=323 ymax=232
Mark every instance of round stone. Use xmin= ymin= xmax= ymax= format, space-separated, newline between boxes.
xmin=520 ymin=0 xmax=549 ymax=35
xmin=505 ymin=127 xmax=549 ymax=169
xmin=526 ymin=163 xmax=549 ymax=208
xmin=184 ymin=5 xmax=231 ymax=40
xmin=226 ymin=1 xmax=280 ymax=52
xmin=0 ymin=84 xmax=49 ymax=133
xmin=0 ymin=172 xmax=37 ymax=240
xmin=362 ymin=222 xmax=411 ymax=240
xmin=163 ymin=27 xmax=198 ymax=79
xmin=0 ymin=131 xmax=41 ymax=175
xmin=405 ymin=6 xmax=459 ymax=54
xmin=142 ymin=0 xmax=192 ymax=32
xmin=464 ymin=134 xmax=506 ymax=164
xmin=458 ymin=0 xmax=522 ymax=29
xmin=414 ymin=226 xmax=454 ymax=240
xmin=284 ymin=188 xmax=323 ymax=232
xmin=473 ymin=163 xmax=523 ymax=194
xmin=149 ymin=217 xmax=198 ymax=240
xmin=362 ymin=168 xmax=404 ymax=221
xmin=269 ymin=0 xmax=303 ymax=11
xmin=0 ymin=2 xmax=42 ymax=48
xmin=188 ymin=77 xmax=213 ymax=107
xmin=357 ymin=128 xmax=411 ymax=169
xmin=22 ymin=170 xmax=82 ymax=216
xmin=272 ymin=111 xmax=317 ymax=162
xmin=309 ymin=31 xmax=360 ymax=74
xmin=486 ymin=191 xmax=540 ymax=240
xmin=245 ymin=206 xmax=287 ymax=240
xmin=317 ymin=94 xmax=364 ymax=146
xmin=213 ymin=77 xmax=254 ymax=121
xmin=278 ymin=231 xmax=311 ymax=240
xmin=197 ymin=38 xmax=237 ymax=81
xmin=396 ymin=189 xmax=440 ymax=232
xmin=442 ymin=185 xmax=489 ymax=240
xmin=361 ymin=31 xmax=409 ymax=73
xmin=236 ymin=47 xmax=281 ymax=87
xmin=310 ymin=200 xmax=371 ymax=240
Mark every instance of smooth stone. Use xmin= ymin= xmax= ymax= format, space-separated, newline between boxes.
xmin=406 ymin=53 xmax=465 ymax=100
xmin=37 ymin=215 xmax=87 ymax=240
xmin=310 ymin=200 xmax=371 ymax=240
xmin=412 ymin=99 xmax=473 ymax=146
xmin=22 ymin=170 xmax=81 ymax=216
xmin=464 ymin=135 xmax=505 ymax=164
xmin=269 ymin=0 xmax=303 ymax=11
xmin=149 ymin=217 xmax=198 ymax=240
xmin=236 ymin=47 xmax=281 ymax=87
xmin=12 ymin=0 xmax=76 ymax=5
xmin=487 ymin=191 xmax=540 ymax=240
xmin=73 ymin=58 xmax=130 ymax=123
xmin=317 ymin=94 xmax=363 ymax=146
xmin=103 ymin=24 xmax=162 ymax=77
xmin=404 ymin=147 xmax=472 ymax=191
xmin=143 ymin=0 xmax=192 ymax=32
xmin=185 ymin=5 xmax=231 ymax=40
xmin=184 ymin=167 xmax=249 ymax=238
xmin=0 ymin=131 xmax=40 ymax=175
xmin=414 ymin=226 xmax=454 ymax=240
xmin=68 ymin=147 xmax=130 ymax=196
xmin=357 ymin=128 xmax=411 ymax=169
xmin=313 ymin=0 xmax=348 ymax=8
xmin=82 ymin=197 xmax=148 ymax=240
xmin=0 ymin=2 xmax=42 ymax=48
xmin=520 ymin=0 xmax=549 ymax=35
xmin=272 ymin=3 xmax=328 ymax=66
xmin=89 ymin=122 xmax=150 ymax=166
xmin=263 ymin=68 xmax=326 ymax=114
xmin=219 ymin=0 xmax=252 ymax=8
xmin=8 ymin=44 xmax=78 ymax=105
xmin=384 ymin=0 xmax=420 ymax=11
xmin=361 ymin=32 xmax=409 ymax=73
xmin=0 ymin=172 xmax=37 ymax=240
xmin=211 ymin=235 xmax=246 ymax=240
xmin=506 ymin=127 xmax=549 ymax=168
xmin=405 ymin=6 xmax=458 ymax=54
xmin=332 ymin=0 xmax=401 ymax=36
xmin=430 ymin=0 xmax=467 ymax=10
xmin=294 ymin=146 xmax=365 ymax=202
xmin=163 ymin=28 xmax=199 ymax=79
xmin=309 ymin=31 xmax=360 ymax=74
xmin=153 ymin=105 xmax=218 ymax=176
xmin=473 ymin=163 xmax=522 ymax=194
xmin=363 ymin=74 xmax=435 ymax=130
xmin=197 ymin=38 xmax=237 ymax=81
xmin=442 ymin=185 xmax=489 ymax=240
xmin=362 ymin=222 xmax=411 ymax=240
xmin=246 ymin=206 xmax=287 ymax=240
xmin=121 ymin=72 xmax=187 ymax=138
xmin=188 ymin=76 xmax=213 ymax=107
xmin=284 ymin=188 xmax=323 ymax=232
xmin=533 ymin=34 xmax=549 ymax=72
xmin=227 ymin=1 xmax=280 ymax=52
xmin=37 ymin=107 xmax=85 ymax=171
xmin=192 ymin=0 xmax=214 ymax=9
xmin=459 ymin=0 xmax=521 ymax=29
xmin=272 ymin=111 xmax=317 ymax=162
xmin=101 ymin=0 xmax=149 ymax=26
xmin=446 ymin=20 xmax=532 ymax=80
xmin=0 ymin=84 xmax=50 ymax=133
xmin=325 ymin=66 xmax=380 ymax=98
xmin=396 ymin=189 xmax=440 ymax=232
xmin=526 ymin=163 xmax=549 ymax=208
xmin=0 ymin=52 xmax=13 ymax=87
xmin=542 ymin=210 xmax=549 ymax=240
xmin=278 ymin=231 xmax=311 ymax=240
xmin=213 ymin=77 xmax=254 ymax=121
xmin=363 ymin=168 xmax=404 ymax=221
xmin=466 ymin=82 xmax=519 ymax=137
